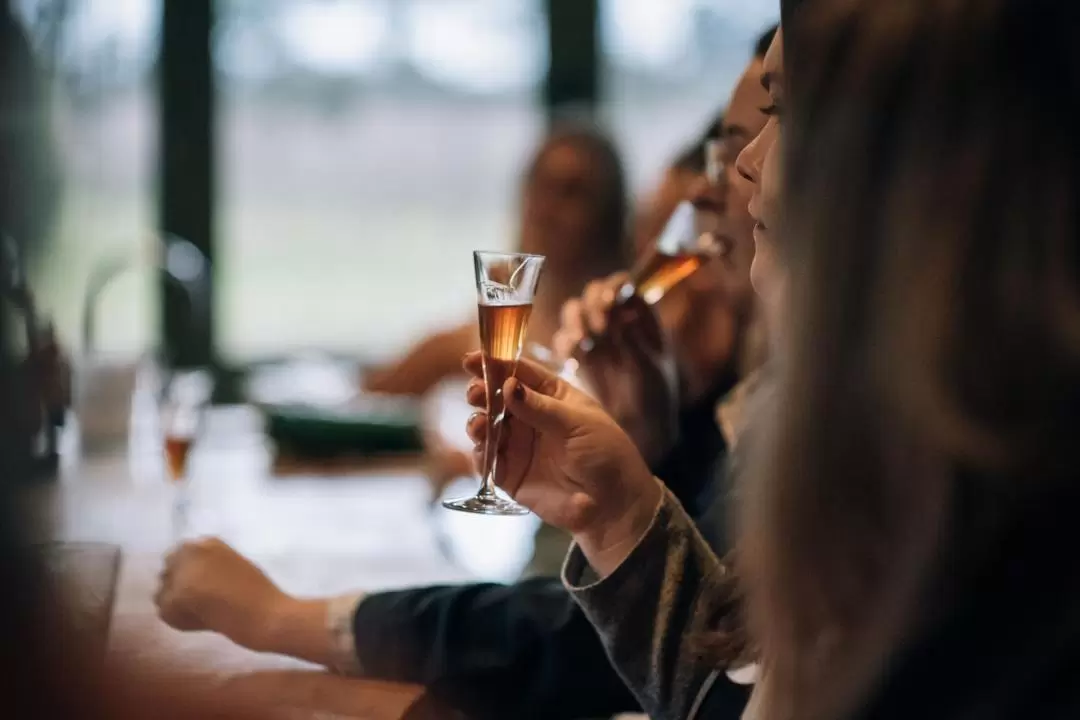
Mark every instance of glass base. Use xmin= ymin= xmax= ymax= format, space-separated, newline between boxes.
xmin=442 ymin=494 xmax=531 ymax=516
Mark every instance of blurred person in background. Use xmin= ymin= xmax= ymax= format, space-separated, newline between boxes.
xmin=362 ymin=125 xmax=628 ymax=397
xmin=632 ymin=126 xmax=716 ymax=261
xmin=154 ymin=25 xmax=776 ymax=720
xmin=554 ymin=23 xmax=774 ymax=523
xmin=525 ymin=105 xmax=760 ymax=577
xmin=632 ymin=26 xmax=776 ymax=264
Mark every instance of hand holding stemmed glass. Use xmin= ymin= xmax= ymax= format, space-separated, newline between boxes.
xmin=442 ymin=251 xmax=546 ymax=516
xmin=460 ymin=353 xmax=661 ymax=576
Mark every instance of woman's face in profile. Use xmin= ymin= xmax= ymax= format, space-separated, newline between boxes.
xmin=736 ymin=30 xmax=787 ymax=347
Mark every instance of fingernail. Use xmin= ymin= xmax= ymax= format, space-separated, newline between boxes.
xmin=511 ymin=381 xmax=526 ymax=401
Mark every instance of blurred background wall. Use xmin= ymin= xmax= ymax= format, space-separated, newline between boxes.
xmin=10 ymin=0 xmax=775 ymax=371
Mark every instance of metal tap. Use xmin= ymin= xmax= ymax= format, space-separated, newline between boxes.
xmin=82 ymin=234 xmax=210 ymax=366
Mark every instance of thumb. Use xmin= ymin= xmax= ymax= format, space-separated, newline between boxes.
xmin=504 ymin=377 xmax=576 ymax=437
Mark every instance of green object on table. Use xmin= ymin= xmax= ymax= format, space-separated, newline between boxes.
xmin=264 ymin=400 xmax=424 ymax=459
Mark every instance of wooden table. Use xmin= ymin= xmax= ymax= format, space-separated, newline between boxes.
xmin=24 ymin=404 xmax=539 ymax=718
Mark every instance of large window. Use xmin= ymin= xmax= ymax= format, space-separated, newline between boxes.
xmin=13 ymin=0 xmax=777 ymax=363
xmin=14 ymin=0 xmax=161 ymax=357
xmin=216 ymin=0 xmax=546 ymax=361
xmin=602 ymin=0 xmax=777 ymax=193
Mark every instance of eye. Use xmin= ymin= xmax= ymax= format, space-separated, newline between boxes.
xmin=759 ymin=104 xmax=781 ymax=117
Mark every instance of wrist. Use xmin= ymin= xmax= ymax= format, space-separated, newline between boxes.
xmin=259 ymin=593 xmax=313 ymax=654
xmin=575 ymin=473 xmax=663 ymax=578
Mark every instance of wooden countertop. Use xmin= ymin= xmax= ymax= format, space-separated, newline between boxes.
xmin=23 ymin=405 xmax=537 ymax=718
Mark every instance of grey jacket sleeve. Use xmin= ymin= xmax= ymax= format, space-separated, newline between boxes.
xmin=563 ymin=486 xmax=742 ymax=720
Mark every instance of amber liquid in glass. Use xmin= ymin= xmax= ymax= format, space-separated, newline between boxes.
xmin=631 ymin=250 xmax=705 ymax=305
xmin=164 ymin=435 xmax=193 ymax=482
xmin=477 ymin=301 xmax=532 ymax=478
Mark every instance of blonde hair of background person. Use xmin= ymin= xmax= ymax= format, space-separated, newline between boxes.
xmin=362 ymin=125 xmax=628 ymax=397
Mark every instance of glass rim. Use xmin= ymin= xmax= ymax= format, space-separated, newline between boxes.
xmin=472 ymin=250 xmax=546 ymax=261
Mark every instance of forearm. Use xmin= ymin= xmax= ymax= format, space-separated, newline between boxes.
xmin=565 ymin=488 xmax=743 ymax=720
xmin=364 ymin=325 xmax=476 ymax=396
xmin=247 ymin=595 xmax=358 ymax=673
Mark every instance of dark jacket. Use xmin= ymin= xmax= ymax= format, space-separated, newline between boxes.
xmin=563 ymin=487 xmax=745 ymax=720
xmin=566 ymin=469 xmax=1080 ymax=720
xmin=352 ymin=386 xmax=743 ymax=720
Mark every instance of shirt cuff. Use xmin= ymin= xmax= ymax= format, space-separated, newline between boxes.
xmin=325 ymin=592 xmax=366 ymax=676
xmin=560 ymin=482 xmax=668 ymax=592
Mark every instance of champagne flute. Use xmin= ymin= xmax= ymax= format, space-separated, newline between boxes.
xmin=443 ymin=251 xmax=545 ymax=516
xmin=161 ymin=369 xmax=213 ymax=539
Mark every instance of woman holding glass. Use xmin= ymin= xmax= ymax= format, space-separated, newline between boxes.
xmin=462 ymin=2 xmax=1080 ymax=719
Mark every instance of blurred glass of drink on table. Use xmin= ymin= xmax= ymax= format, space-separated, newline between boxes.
xmin=160 ymin=369 xmax=213 ymax=538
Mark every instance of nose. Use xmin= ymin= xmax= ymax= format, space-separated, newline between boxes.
xmin=736 ymin=132 xmax=763 ymax=186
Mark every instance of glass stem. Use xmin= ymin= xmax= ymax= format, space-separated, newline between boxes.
xmin=479 ymin=399 xmax=507 ymax=500
xmin=478 ymin=468 xmax=497 ymax=499
xmin=172 ymin=481 xmax=189 ymax=541
xmin=478 ymin=407 xmax=503 ymax=499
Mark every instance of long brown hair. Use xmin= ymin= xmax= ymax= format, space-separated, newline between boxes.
xmin=740 ymin=0 xmax=1080 ymax=717
xmin=522 ymin=122 xmax=630 ymax=273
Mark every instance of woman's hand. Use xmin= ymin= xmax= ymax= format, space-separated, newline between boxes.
xmin=463 ymin=352 xmax=662 ymax=577
xmin=551 ymin=273 xmax=679 ymax=466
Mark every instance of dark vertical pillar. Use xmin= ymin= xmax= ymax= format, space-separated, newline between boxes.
xmin=543 ymin=0 xmax=600 ymax=122
xmin=159 ymin=0 xmax=214 ymax=368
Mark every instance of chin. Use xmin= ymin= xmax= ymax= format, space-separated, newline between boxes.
xmin=750 ymin=255 xmax=766 ymax=299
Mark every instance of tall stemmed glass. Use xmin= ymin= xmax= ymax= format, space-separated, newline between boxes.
xmin=443 ymin=251 xmax=545 ymax=516
xmin=161 ymin=369 xmax=213 ymax=540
